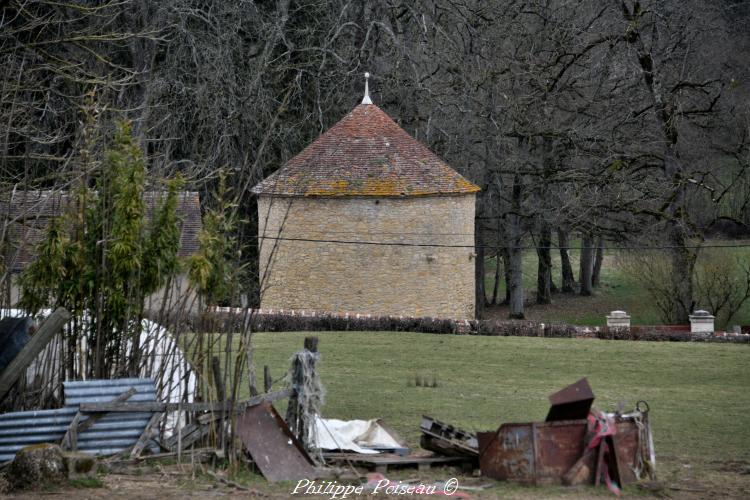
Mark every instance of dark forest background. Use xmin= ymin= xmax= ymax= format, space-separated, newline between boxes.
xmin=2 ymin=0 xmax=750 ymax=323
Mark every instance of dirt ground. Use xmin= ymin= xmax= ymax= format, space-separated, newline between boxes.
xmin=3 ymin=457 xmax=749 ymax=499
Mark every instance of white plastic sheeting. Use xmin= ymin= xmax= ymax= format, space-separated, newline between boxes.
xmin=138 ymin=319 xmax=196 ymax=436
xmin=314 ymin=417 xmax=404 ymax=454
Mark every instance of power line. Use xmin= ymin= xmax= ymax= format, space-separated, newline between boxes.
xmin=256 ymin=234 xmax=750 ymax=250
xmin=289 ymin=228 xmax=477 ymax=236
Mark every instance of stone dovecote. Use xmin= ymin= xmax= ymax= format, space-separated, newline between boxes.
xmin=252 ymin=102 xmax=479 ymax=320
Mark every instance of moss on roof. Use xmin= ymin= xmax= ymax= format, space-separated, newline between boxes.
xmin=252 ymin=104 xmax=480 ymax=197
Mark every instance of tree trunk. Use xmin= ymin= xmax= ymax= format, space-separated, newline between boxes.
xmin=490 ymin=217 xmax=503 ymax=305
xmin=508 ymin=176 xmax=525 ymax=318
xmin=579 ymin=232 xmax=594 ymax=296
xmin=592 ymin=236 xmax=604 ymax=287
xmin=669 ymin=221 xmax=696 ymax=323
xmin=491 ymin=252 xmax=501 ymax=305
xmin=508 ymin=238 xmax=524 ymax=318
xmin=558 ymin=228 xmax=576 ymax=293
xmin=620 ymin=3 xmax=699 ymax=323
xmin=475 ymin=229 xmax=485 ymax=320
xmin=501 ymin=247 xmax=511 ymax=305
xmin=536 ymin=224 xmax=552 ymax=304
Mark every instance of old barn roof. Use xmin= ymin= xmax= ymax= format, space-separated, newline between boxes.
xmin=1 ymin=190 xmax=201 ymax=272
xmin=252 ymin=104 xmax=480 ymax=197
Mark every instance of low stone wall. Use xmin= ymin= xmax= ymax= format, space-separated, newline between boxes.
xmin=203 ymin=307 xmax=750 ymax=343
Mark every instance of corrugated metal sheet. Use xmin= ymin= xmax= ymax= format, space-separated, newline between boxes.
xmin=0 ymin=378 xmax=157 ymax=462
xmin=64 ymin=378 xmax=156 ymax=406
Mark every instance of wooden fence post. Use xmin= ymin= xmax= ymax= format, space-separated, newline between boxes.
xmin=285 ymin=336 xmax=318 ymax=442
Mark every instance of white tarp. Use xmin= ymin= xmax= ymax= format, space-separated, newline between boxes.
xmin=315 ymin=417 xmax=404 ymax=454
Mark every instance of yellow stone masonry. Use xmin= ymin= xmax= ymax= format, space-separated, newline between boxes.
xmin=257 ymin=195 xmax=476 ymax=319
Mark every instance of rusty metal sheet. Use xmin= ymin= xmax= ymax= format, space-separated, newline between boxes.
xmin=534 ymin=421 xmax=588 ymax=484
xmin=613 ymin=420 xmax=640 ymax=483
xmin=478 ymin=424 xmax=535 ymax=483
xmin=236 ymin=401 xmax=316 ymax=483
xmin=545 ymin=378 xmax=595 ymax=422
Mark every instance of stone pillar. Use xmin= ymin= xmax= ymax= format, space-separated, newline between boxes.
xmin=689 ymin=310 xmax=715 ymax=334
xmin=606 ymin=310 xmax=631 ymax=329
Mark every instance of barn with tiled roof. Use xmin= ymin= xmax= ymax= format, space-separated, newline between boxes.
xmin=1 ymin=190 xmax=202 ymax=311
xmin=253 ymin=77 xmax=479 ymax=319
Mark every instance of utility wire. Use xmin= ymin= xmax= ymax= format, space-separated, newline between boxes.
xmin=256 ymin=234 xmax=750 ymax=250
xmin=290 ymin=228 xmax=477 ymax=236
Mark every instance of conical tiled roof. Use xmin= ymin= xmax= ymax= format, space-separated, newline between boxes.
xmin=252 ymin=104 xmax=480 ymax=197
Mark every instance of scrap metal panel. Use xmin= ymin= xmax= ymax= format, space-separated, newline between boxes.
xmin=533 ymin=421 xmax=588 ymax=483
xmin=236 ymin=401 xmax=316 ymax=483
xmin=478 ymin=424 xmax=535 ymax=483
xmin=545 ymin=378 xmax=594 ymax=422
xmin=0 ymin=407 xmax=77 ymax=460
xmin=0 ymin=378 xmax=157 ymax=462
xmin=613 ymin=419 xmax=640 ymax=483
xmin=64 ymin=378 xmax=157 ymax=405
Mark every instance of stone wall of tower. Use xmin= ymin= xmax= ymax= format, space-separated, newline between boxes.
xmin=257 ymin=194 xmax=476 ymax=320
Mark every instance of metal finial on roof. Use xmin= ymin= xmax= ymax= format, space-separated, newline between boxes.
xmin=362 ymin=72 xmax=373 ymax=104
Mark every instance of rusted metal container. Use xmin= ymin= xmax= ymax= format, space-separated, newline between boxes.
xmin=478 ymin=418 xmax=641 ymax=485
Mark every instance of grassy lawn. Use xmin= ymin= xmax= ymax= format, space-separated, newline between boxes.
xmin=247 ymin=331 xmax=750 ymax=496
xmin=483 ymin=240 xmax=750 ymax=327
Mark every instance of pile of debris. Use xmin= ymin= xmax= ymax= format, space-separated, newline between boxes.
xmin=0 ymin=311 xmax=657 ymax=496
xmin=419 ymin=378 xmax=656 ymax=495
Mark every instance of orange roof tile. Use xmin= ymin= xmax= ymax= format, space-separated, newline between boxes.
xmin=252 ymin=104 xmax=480 ymax=197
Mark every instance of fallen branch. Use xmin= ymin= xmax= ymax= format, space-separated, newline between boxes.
xmin=205 ymin=470 xmax=268 ymax=496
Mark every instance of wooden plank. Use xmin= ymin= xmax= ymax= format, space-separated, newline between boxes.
xmin=323 ymin=453 xmax=468 ymax=466
xmin=263 ymin=365 xmax=272 ymax=393
xmin=79 ymin=388 xmax=293 ymax=413
xmin=0 ymin=307 xmax=71 ymax=401
xmin=130 ymin=412 xmax=163 ymax=458
xmin=61 ymin=387 xmax=137 ymax=451
xmin=197 ymin=412 xmax=223 ymax=425
xmin=164 ymin=420 xmax=213 ymax=452
xmin=594 ymin=442 xmax=605 ymax=487
xmin=325 ymin=454 xmax=472 ymax=473
xmin=61 ymin=412 xmax=83 ymax=451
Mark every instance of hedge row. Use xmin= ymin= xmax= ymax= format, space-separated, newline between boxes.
xmin=192 ymin=309 xmax=750 ymax=344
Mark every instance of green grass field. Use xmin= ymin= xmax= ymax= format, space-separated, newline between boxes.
xmin=254 ymin=332 xmax=749 ymax=461
xmin=245 ymin=331 xmax=750 ymax=496
xmin=483 ymin=241 xmax=750 ymax=327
